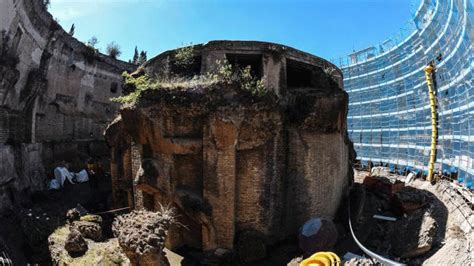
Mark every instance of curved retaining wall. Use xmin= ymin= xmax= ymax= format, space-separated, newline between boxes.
xmin=0 ymin=0 xmax=135 ymax=143
xmin=343 ymin=0 xmax=474 ymax=185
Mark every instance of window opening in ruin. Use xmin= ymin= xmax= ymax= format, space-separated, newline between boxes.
xmin=226 ymin=53 xmax=263 ymax=78
xmin=48 ymin=102 xmax=60 ymax=112
xmin=143 ymin=192 xmax=155 ymax=211
xmin=11 ymin=26 xmax=23 ymax=54
xmin=170 ymin=55 xmax=202 ymax=77
xmin=142 ymin=144 xmax=152 ymax=158
xmin=110 ymin=82 xmax=118 ymax=93
xmin=286 ymin=58 xmax=313 ymax=88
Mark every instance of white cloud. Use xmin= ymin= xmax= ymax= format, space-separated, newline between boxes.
xmin=49 ymin=1 xmax=100 ymax=22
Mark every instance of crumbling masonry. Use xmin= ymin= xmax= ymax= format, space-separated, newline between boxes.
xmin=0 ymin=0 xmax=134 ymax=211
xmin=105 ymin=41 xmax=355 ymax=252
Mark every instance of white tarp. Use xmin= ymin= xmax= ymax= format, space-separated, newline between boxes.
xmin=371 ymin=166 xmax=390 ymax=177
xmin=405 ymin=172 xmax=416 ymax=184
xmin=49 ymin=179 xmax=60 ymax=190
xmin=75 ymin=169 xmax=89 ymax=183
xmin=54 ymin=167 xmax=75 ymax=186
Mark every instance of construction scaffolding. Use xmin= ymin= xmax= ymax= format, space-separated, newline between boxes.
xmin=335 ymin=0 xmax=474 ymax=188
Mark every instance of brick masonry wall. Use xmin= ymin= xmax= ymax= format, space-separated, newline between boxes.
xmin=0 ymin=0 xmax=136 ymax=211
xmin=109 ymin=100 xmax=352 ymax=251
xmin=287 ymin=130 xmax=349 ymax=233
xmin=106 ymin=41 xmax=351 ymax=252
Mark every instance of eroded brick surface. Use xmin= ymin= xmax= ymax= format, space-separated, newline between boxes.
xmin=105 ymin=41 xmax=354 ymax=252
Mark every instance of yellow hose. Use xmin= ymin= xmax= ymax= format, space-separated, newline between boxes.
xmin=300 ymin=252 xmax=340 ymax=266
xmin=424 ymin=65 xmax=437 ymax=183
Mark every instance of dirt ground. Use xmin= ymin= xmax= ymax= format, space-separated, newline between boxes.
xmin=408 ymin=178 xmax=472 ymax=265
xmin=1 ymin=169 xmax=471 ymax=265
xmin=341 ymin=170 xmax=473 ymax=266
xmin=155 ymin=169 xmax=473 ymax=266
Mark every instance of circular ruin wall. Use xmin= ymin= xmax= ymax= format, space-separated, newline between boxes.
xmin=106 ymin=41 xmax=355 ymax=253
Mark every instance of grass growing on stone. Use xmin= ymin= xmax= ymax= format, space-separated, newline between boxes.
xmin=110 ymin=72 xmax=221 ymax=105
xmin=174 ymin=45 xmax=195 ymax=67
xmin=49 ymin=226 xmax=70 ymax=246
xmin=48 ymin=225 xmax=130 ymax=265
xmin=73 ymin=239 xmax=129 ymax=266
xmin=111 ymin=59 xmax=268 ymax=105
xmin=80 ymin=214 xmax=102 ymax=223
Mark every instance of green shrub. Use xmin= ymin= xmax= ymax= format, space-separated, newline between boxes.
xmin=82 ymin=45 xmax=98 ymax=63
xmin=206 ymin=60 xmax=266 ymax=96
xmin=175 ymin=45 xmax=194 ymax=67
xmin=111 ymin=72 xmax=156 ymax=105
xmin=106 ymin=42 xmax=122 ymax=59
xmin=111 ymin=59 xmax=268 ymax=105
xmin=239 ymin=66 xmax=266 ymax=97
xmin=205 ymin=59 xmax=234 ymax=83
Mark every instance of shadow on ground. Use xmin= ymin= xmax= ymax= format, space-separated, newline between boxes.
xmin=0 ymin=176 xmax=113 ymax=264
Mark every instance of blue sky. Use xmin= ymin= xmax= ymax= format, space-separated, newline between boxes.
xmin=49 ymin=0 xmax=416 ymax=64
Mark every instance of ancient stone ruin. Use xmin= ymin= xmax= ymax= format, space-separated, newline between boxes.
xmin=112 ymin=208 xmax=174 ymax=265
xmin=1 ymin=1 xmax=473 ymax=265
xmin=0 ymin=0 xmax=135 ymax=212
xmin=105 ymin=41 xmax=355 ymax=255
xmin=0 ymin=1 xmax=134 ymax=263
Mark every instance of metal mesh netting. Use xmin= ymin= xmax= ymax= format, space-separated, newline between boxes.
xmin=335 ymin=0 xmax=474 ymax=186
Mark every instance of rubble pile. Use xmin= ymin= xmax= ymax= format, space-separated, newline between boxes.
xmin=354 ymin=171 xmax=440 ymax=262
xmin=64 ymin=208 xmax=103 ymax=244
xmin=48 ymin=208 xmax=130 ymax=265
xmin=112 ymin=208 xmax=175 ymax=265
xmin=64 ymin=228 xmax=87 ymax=255
xmin=389 ymin=206 xmax=437 ymax=258
xmin=394 ymin=186 xmax=428 ymax=211
xmin=350 ymin=170 xmax=473 ymax=265
xmin=66 ymin=208 xmax=81 ymax=224
xmin=73 ymin=220 xmax=103 ymax=242
xmin=412 ymin=180 xmax=473 ymax=265
xmin=344 ymin=257 xmax=379 ymax=265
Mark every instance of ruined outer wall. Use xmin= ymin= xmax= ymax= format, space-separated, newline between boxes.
xmin=0 ymin=0 xmax=135 ymax=211
xmin=111 ymin=88 xmax=351 ymax=251
xmin=106 ymin=40 xmax=354 ymax=252
xmin=1 ymin=0 xmax=134 ymax=143
xmin=287 ymin=132 xmax=349 ymax=229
